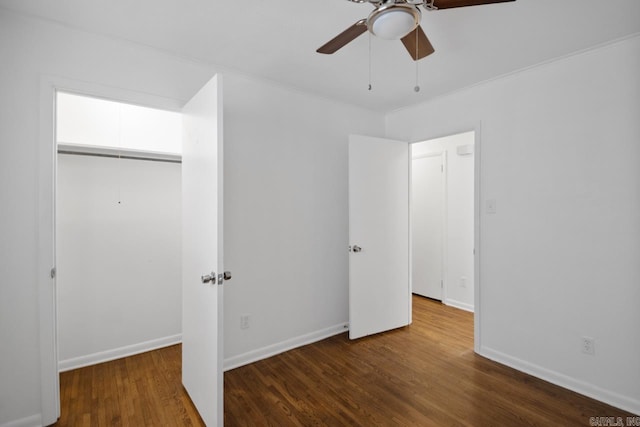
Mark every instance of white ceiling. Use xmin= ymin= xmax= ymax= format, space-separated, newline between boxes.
xmin=2 ymin=0 xmax=639 ymax=113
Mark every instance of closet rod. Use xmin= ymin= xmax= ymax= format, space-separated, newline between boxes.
xmin=57 ymin=143 xmax=181 ymax=164
xmin=58 ymin=150 xmax=181 ymax=164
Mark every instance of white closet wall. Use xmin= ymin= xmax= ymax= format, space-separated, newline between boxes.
xmin=57 ymin=92 xmax=182 ymax=154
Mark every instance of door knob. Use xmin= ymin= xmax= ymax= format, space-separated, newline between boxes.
xmin=201 ymin=272 xmax=216 ymax=284
xmin=217 ymin=271 xmax=233 ymax=284
xmin=352 ymin=245 xmax=362 ymax=253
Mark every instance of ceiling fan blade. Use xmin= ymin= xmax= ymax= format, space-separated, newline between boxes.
xmin=401 ymin=25 xmax=435 ymax=61
xmin=317 ymin=19 xmax=368 ymax=54
xmin=431 ymin=0 xmax=515 ymax=9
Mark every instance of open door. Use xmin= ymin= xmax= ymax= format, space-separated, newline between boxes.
xmin=182 ymin=74 xmax=224 ymax=426
xmin=348 ymin=135 xmax=410 ymax=340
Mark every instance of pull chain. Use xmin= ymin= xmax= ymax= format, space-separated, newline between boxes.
xmin=414 ymin=28 xmax=420 ymax=92
xmin=368 ymin=32 xmax=373 ymax=91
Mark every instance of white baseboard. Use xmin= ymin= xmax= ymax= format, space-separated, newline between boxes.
xmin=444 ymin=298 xmax=474 ymax=313
xmin=0 ymin=414 xmax=42 ymax=427
xmin=224 ymin=323 xmax=349 ymax=371
xmin=479 ymin=345 xmax=640 ymax=416
xmin=58 ymin=334 xmax=182 ymax=372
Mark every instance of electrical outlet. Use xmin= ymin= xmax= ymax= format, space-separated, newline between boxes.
xmin=240 ymin=314 xmax=250 ymax=330
xmin=582 ymin=337 xmax=595 ymax=355
xmin=460 ymin=276 xmax=467 ymax=288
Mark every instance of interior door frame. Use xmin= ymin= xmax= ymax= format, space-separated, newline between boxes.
xmin=408 ymin=124 xmax=482 ymax=353
xmin=410 ymin=151 xmax=447 ymax=302
xmin=38 ymin=75 xmax=184 ymax=425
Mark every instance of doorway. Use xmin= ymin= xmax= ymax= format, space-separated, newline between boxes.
xmin=347 ymin=130 xmax=479 ymax=345
xmin=55 ymin=92 xmax=182 ymax=371
xmin=37 ymin=76 xmax=189 ymax=424
xmin=40 ymin=76 xmax=225 ymax=425
xmin=411 ymin=131 xmax=476 ymax=312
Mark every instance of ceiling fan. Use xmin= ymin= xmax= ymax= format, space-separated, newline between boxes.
xmin=317 ymin=0 xmax=516 ymax=61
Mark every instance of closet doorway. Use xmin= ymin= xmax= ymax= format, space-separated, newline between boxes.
xmin=55 ymin=92 xmax=183 ymax=371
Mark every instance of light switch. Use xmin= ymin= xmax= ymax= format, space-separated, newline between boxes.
xmin=486 ymin=199 xmax=497 ymax=214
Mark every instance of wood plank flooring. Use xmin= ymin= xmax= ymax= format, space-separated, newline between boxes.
xmin=55 ymin=296 xmax=633 ymax=426
xmin=54 ymin=344 xmax=204 ymax=426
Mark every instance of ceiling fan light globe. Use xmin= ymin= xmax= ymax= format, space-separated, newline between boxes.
xmin=368 ymin=6 xmax=420 ymax=40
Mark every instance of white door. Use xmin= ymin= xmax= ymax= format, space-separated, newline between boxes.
xmin=348 ymin=135 xmax=410 ymax=340
xmin=411 ymin=154 xmax=444 ymax=300
xmin=182 ymin=74 xmax=224 ymax=426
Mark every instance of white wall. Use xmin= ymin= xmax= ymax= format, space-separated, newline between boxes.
xmin=57 ymin=92 xmax=182 ymax=154
xmin=412 ymin=132 xmax=475 ymax=311
xmin=0 ymin=10 xmax=210 ymax=425
xmin=56 ymin=154 xmax=182 ymax=371
xmin=222 ymin=74 xmax=384 ymax=368
xmin=386 ymin=36 xmax=640 ymax=414
xmin=0 ymin=9 xmax=383 ymax=426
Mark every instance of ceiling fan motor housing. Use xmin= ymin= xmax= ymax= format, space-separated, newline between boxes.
xmin=367 ymin=3 xmax=422 ymax=40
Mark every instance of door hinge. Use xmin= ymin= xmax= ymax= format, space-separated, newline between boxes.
xmin=50 ymin=267 xmax=56 ymax=279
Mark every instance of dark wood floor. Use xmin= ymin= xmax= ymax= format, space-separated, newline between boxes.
xmin=55 ymin=296 xmax=633 ymax=426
